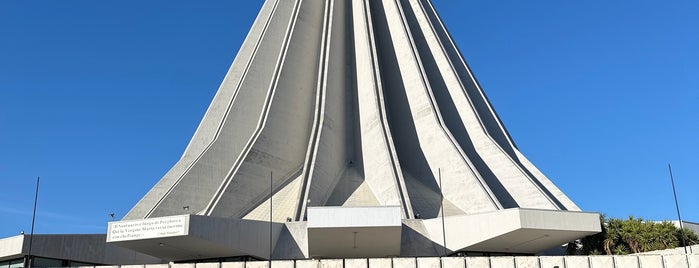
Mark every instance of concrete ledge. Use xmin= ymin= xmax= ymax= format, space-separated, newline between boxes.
xmin=0 ymin=234 xmax=161 ymax=264
xmin=423 ymin=208 xmax=601 ymax=254
xmin=307 ymin=207 xmax=402 ymax=258
xmin=108 ymin=215 xmax=284 ymax=261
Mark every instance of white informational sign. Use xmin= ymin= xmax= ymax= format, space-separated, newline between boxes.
xmin=107 ymin=215 xmax=188 ymax=242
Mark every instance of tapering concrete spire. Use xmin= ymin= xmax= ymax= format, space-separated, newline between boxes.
xmin=111 ymin=0 xmax=599 ymax=260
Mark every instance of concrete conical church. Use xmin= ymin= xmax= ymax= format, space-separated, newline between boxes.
xmin=108 ymin=0 xmax=600 ymax=260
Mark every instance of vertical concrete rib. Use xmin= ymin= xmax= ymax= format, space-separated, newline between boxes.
xmin=206 ymin=0 xmax=329 ymax=218
xmin=418 ymin=0 xmax=576 ymax=210
xmin=417 ymin=0 xmax=517 ymax=157
xmin=296 ymin=0 xmax=344 ymax=220
xmin=125 ymin=0 xmax=286 ymax=219
xmin=370 ymin=0 xmax=501 ymax=214
xmin=401 ymin=0 xmax=561 ymax=210
xmin=145 ymin=0 xmax=299 ymax=218
xmin=343 ymin=0 xmax=414 ymax=218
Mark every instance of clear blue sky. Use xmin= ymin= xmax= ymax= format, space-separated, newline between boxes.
xmin=1 ymin=1 xmax=697 ymax=238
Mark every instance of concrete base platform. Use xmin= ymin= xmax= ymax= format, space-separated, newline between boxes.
xmin=107 ymin=208 xmax=599 ymax=260
xmin=307 ymin=206 xmax=402 ymax=258
xmin=423 ymin=208 xmax=601 ymax=254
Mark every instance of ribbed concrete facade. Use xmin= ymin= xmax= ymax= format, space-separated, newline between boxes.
xmin=113 ymin=0 xmax=600 ymax=260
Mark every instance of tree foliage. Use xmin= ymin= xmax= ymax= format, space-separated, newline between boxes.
xmin=572 ymin=215 xmax=699 ymax=255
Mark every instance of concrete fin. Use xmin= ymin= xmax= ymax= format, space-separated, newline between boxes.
xmin=206 ymin=0 xmax=327 ymax=218
xmin=124 ymin=1 xmax=280 ymax=220
xmin=368 ymin=0 xmax=500 ymax=214
xmin=349 ymin=0 xmax=413 ymax=217
xmin=298 ymin=0 xmax=353 ymax=218
xmin=130 ymin=0 xmax=302 ymax=219
xmin=417 ymin=0 xmax=518 ymax=157
xmin=399 ymin=0 xmax=563 ymax=210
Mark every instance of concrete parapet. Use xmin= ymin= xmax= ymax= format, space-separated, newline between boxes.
xmin=563 ymin=256 xmax=590 ymax=268
xmin=489 ymin=257 xmax=514 ymax=268
xmin=539 ymin=256 xmax=565 ymax=268
xmin=416 ymin=257 xmax=440 ymax=268
xmin=295 ymin=260 xmax=319 ymax=268
xmin=441 ymin=257 xmax=464 ymax=268
xmin=195 ymin=263 xmax=218 ymax=268
xmin=97 ymin=253 xmax=699 ymax=268
xmin=245 ymin=261 xmax=269 ymax=268
xmin=690 ymin=254 xmax=699 ymax=268
xmin=637 ymin=255 xmax=663 ymax=268
xmin=614 ymin=255 xmax=639 ymax=268
xmin=368 ymin=258 xmax=391 ymax=268
xmin=662 ymin=255 xmax=689 ymax=268
xmin=121 ymin=265 xmax=145 ymax=268
xmin=392 ymin=257 xmax=416 ymax=268
xmin=344 ymin=259 xmax=367 ymax=268
xmin=120 ymin=265 xmax=145 ymax=268
xmin=319 ymin=259 xmax=343 ymax=268
xmin=221 ymin=262 xmax=245 ymax=268
xmin=514 ymin=256 xmax=539 ymax=268
xmin=465 ymin=257 xmax=490 ymax=268
xmin=588 ymin=256 xmax=614 ymax=268
xmin=271 ymin=260 xmax=294 ymax=268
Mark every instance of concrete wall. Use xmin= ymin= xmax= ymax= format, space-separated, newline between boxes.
xmin=639 ymin=245 xmax=699 ymax=256
xmin=89 ymin=254 xmax=699 ymax=268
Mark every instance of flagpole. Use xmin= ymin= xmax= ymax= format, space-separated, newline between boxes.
xmin=668 ymin=164 xmax=687 ymax=254
xmin=439 ymin=168 xmax=447 ymax=257
xmin=26 ymin=176 xmax=40 ymax=268
xmin=269 ymin=171 xmax=273 ymax=262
